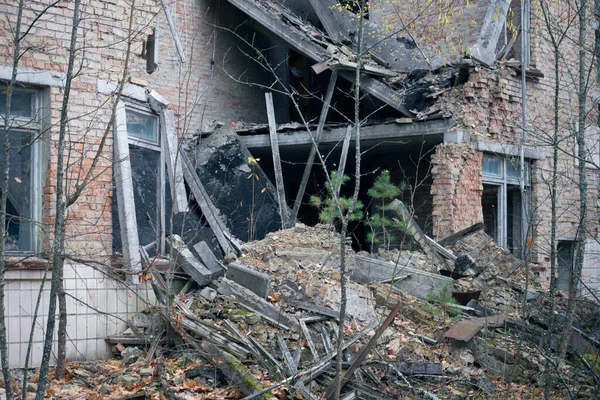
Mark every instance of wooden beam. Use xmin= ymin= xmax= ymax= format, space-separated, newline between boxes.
xmin=113 ymin=101 xmax=142 ymax=282
xmin=335 ymin=124 xmax=352 ymax=197
xmin=390 ymin=199 xmax=435 ymax=259
xmin=265 ymin=92 xmax=290 ymax=228
xmin=161 ymin=109 xmax=188 ymax=214
xmin=180 ymin=152 xmax=238 ymax=255
xmin=290 ymin=69 xmax=339 ymax=222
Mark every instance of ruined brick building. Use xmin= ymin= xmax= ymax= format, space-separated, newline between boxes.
xmin=1 ymin=0 xmax=599 ymax=366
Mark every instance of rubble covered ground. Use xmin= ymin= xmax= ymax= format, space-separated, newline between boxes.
xmin=14 ymin=224 xmax=600 ymax=399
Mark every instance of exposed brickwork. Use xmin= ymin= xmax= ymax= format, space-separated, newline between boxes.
xmin=429 ymin=1 xmax=600 ymax=284
xmin=430 ymin=144 xmax=483 ymax=240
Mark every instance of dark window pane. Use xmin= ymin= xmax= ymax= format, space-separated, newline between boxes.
xmin=0 ymin=89 xmax=35 ymax=120
xmin=129 ymin=145 xmax=160 ymax=255
xmin=2 ymin=130 xmax=33 ymax=252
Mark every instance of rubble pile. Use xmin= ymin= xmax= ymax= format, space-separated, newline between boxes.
xmin=34 ymin=224 xmax=599 ymax=399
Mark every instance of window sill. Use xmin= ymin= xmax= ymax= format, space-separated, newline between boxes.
xmin=4 ymin=256 xmax=50 ymax=270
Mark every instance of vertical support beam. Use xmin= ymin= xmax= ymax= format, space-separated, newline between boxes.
xmin=290 ymin=69 xmax=339 ymax=222
xmin=265 ymin=92 xmax=290 ymax=227
xmin=161 ymin=109 xmax=188 ymax=214
xmin=113 ymin=101 xmax=142 ymax=282
xmin=158 ymin=0 xmax=186 ymax=63
xmin=335 ymin=124 xmax=352 ymax=197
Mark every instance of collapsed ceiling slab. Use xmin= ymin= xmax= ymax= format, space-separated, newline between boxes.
xmin=224 ymin=0 xmax=413 ymax=116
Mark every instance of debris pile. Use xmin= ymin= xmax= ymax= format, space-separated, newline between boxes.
xmin=35 ymin=223 xmax=599 ymax=399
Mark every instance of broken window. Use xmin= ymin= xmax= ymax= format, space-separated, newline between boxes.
xmin=0 ymin=86 xmax=43 ymax=253
xmin=112 ymin=105 xmax=165 ymax=257
xmin=481 ymin=154 xmax=529 ymax=257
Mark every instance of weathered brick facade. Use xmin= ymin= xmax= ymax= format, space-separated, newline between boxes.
xmin=0 ymin=0 xmax=280 ymax=366
xmin=430 ymin=144 xmax=483 ymax=239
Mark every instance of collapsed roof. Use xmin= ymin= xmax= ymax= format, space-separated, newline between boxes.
xmin=224 ymin=0 xmax=511 ymax=117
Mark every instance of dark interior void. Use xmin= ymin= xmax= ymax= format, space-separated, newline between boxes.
xmin=482 ymin=183 xmax=523 ymax=257
xmin=112 ymin=146 xmax=222 ymax=260
xmin=3 ymin=130 xmax=33 ymax=252
xmin=482 ymin=185 xmax=499 ymax=241
xmin=282 ymin=49 xmax=404 ymax=124
xmin=557 ymin=240 xmax=576 ymax=293
xmin=250 ymin=135 xmax=440 ymax=251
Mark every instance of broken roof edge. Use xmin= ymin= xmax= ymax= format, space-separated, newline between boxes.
xmin=223 ymin=0 xmax=414 ymax=117
xmin=239 ymin=119 xmax=454 ymax=151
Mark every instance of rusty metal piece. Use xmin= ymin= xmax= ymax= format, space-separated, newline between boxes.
xmin=444 ymin=314 xmax=506 ymax=342
xmin=324 ymin=302 xmax=403 ymax=399
xmin=443 ymin=319 xmax=484 ymax=342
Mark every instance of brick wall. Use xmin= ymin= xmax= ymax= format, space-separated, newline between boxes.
xmin=0 ymin=0 xmax=278 ymax=366
xmin=1 ymin=0 xmax=275 ymax=256
xmin=430 ymin=144 xmax=483 ymax=239
xmin=429 ymin=1 xmax=600 ymax=285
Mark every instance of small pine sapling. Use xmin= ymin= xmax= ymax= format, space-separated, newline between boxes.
xmin=365 ymin=169 xmax=407 ymax=251
xmin=309 ymin=171 xmax=364 ymax=225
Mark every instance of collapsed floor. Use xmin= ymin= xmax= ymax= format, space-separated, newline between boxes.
xmin=19 ymin=224 xmax=600 ymax=399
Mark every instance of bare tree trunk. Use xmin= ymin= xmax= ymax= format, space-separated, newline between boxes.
xmin=559 ymin=0 xmax=588 ymax=360
xmin=55 ymin=280 xmax=67 ymax=378
xmin=333 ymin=5 xmax=364 ymax=400
xmin=0 ymin=1 xmax=26 ymax=398
xmin=35 ymin=0 xmax=81 ymax=396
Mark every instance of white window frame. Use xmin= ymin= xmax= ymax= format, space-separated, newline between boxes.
xmin=124 ymin=102 xmax=166 ymax=255
xmin=0 ymin=84 xmax=44 ymax=254
xmin=482 ymin=154 xmax=530 ymax=251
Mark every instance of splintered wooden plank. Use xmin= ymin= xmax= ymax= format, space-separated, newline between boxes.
xmin=113 ymin=101 xmax=142 ymax=281
xmin=180 ymin=152 xmax=237 ymax=255
xmin=161 ymin=109 xmax=188 ymax=214
xmin=217 ymin=278 xmax=296 ymax=330
xmin=265 ymin=92 xmax=290 ymax=227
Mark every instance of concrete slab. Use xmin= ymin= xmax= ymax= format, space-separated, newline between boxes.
xmin=225 ymin=263 xmax=271 ymax=298
xmin=351 ymin=255 xmax=453 ymax=300
xmin=192 ymin=241 xmax=224 ymax=278
xmin=166 ymin=235 xmax=212 ymax=286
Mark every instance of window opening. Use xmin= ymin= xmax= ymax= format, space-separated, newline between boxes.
xmin=0 ymin=85 xmax=43 ymax=253
xmin=112 ymin=105 xmax=164 ymax=256
xmin=557 ymin=240 xmax=576 ymax=293
xmin=481 ymin=154 xmax=529 ymax=257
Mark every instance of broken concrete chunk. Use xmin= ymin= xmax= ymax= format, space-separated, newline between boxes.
xmin=166 ymin=234 xmax=213 ymax=286
xmin=225 ymin=262 xmax=271 ymax=299
xmin=200 ymin=287 xmax=217 ymax=301
xmin=121 ymin=347 xmax=142 ymax=365
xmin=192 ymin=241 xmax=224 ymax=278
